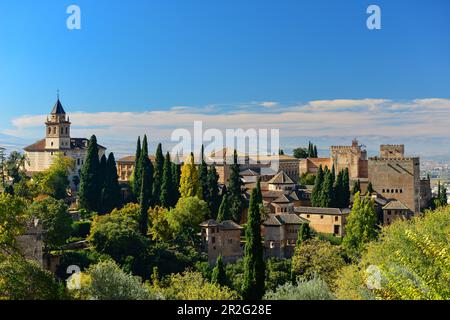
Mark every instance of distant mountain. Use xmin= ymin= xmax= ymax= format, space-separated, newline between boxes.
xmin=0 ymin=133 xmax=31 ymax=153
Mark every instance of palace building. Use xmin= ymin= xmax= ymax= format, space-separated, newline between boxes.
xmin=24 ymin=97 xmax=106 ymax=188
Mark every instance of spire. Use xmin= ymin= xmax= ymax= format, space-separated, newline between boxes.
xmin=51 ymin=90 xmax=66 ymax=115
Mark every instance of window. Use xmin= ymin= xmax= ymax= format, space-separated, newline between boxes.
xmin=391 ymin=189 xmax=394 ymax=193
xmin=307 ymin=215 xmax=310 ymax=218
xmin=382 ymin=189 xmax=385 ymax=193
xmin=320 ymin=215 xmax=324 ymax=219
xmin=395 ymin=189 xmax=398 ymax=193
xmin=270 ymin=241 xmax=275 ymax=249
xmin=400 ymin=189 xmax=403 ymax=193
xmin=335 ymin=216 xmax=338 ymax=222
xmin=53 ymin=127 xmax=56 ymax=134
xmin=66 ymin=127 xmax=69 ymax=134
xmin=48 ymin=127 xmax=51 ymax=134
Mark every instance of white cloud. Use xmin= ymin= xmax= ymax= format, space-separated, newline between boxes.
xmin=3 ymin=98 xmax=450 ymax=158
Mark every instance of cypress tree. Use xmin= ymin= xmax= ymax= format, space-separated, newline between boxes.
xmin=342 ymin=168 xmax=351 ymax=208
xmin=100 ymin=153 xmax=122 ymax=214
xmin=139 ymin=157 xmax=152 ymax=236
xmin=211 ymin=255 xmax=227 ymax=287
xmin=172 ymin=162 xmax=181 ymax=204
xmin=199 ymin=145 xmax=209 ymax=202
xmin=136 ymin=135 xmax=152 ymax=203
xmin=313 ymin=145 xmax=318 ymax=158
xmin=132 ymin=136 xmax=142 ymax=197
xmin=307 ymin=142 xmax=312 ymax=158
xmin=179 ymin=153 xmax=200 ymax=198
xmin=439 ymin=183 xmax=448 ymax=206
xmin=207 ymin=163 xmax=220 ymax=218
xmin=160 ymin=152 xmax=176 ymax=208
xmin=296 ymin=223 xmax=312 ymax=246
xmin=320 ymin=169 xmax=334 ymax=208
xmin=352 ymin=179 xmax=361 ymax=195
xmin=228 ymin=150 xmax=244 ymax=223
xmin=242 ymin=188 xmax=265 ymax=300
xmin=334 ymin=170 xmax=344 ymax=208
xmin=79 ymin=135 xmax=101 ymax=212
xmin=217 ymin=193 xmax=231 ymax=222
xmin=311 ymin=165 xmax=324 ymax=207
xmin=367 ymin=182 xmax=374 ymax=195
xmin=153 ymin=143 xmax=164 ymax=206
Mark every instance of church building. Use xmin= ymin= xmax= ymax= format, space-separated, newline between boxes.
xmin=24 ymin=97 xmax=106 ymax=187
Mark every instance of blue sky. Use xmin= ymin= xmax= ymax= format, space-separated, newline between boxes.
xmin=0 ymin=0 xmax=449 ymax=158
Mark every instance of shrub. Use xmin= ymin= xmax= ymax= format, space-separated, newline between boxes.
xmin=264 ymin=277 xmax=334 ymax=300
xmin=71 ymin=220 xmax=92 ymax=239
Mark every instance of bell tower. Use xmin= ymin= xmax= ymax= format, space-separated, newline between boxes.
xmin=45 ymin=94 xmax=71 ymax=150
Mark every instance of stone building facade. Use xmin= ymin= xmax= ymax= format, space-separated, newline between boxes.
xmin=263 ymin=214 xmax=308 ymax=258
xmin=200 ymin=219 xmax=243 ymax=264
xmin=295 ymin=207 xmax=350 ymax=237
xmin=330 ymin=139 xmax=368 ymax=180
xmin=24 ymin=98 xmax=106 ymax=188
xmin=368 ymin=145 xmax=421 ymax=214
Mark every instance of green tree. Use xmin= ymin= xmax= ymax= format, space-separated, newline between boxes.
xmin=160 ymin=271 xmax=237 ymax=300
xmin=0 ymin=193 xmax=28 ymax=254
xmin=296 ymin=223 xmax=312 ymax=246
xmin=132 ymin=136 xmax=142 ymax=197
xmin=4 ymin=151 xmax=27 ymax=184
xmin=242 ymin=188 xmax=265 ymax=300
xmin=264 ymin=277 xmax=334 ymax=300
xmin=139 ymin=155 xmax=153 ymax=236
xmin=439 ymin=183 xmax=448 ymax=207
xmin=291 ymin=239 xmax=345 ymax=289
xmin=335 ymin=206 xmax=450 ymax=300
xmin=0 ymin=255 xmax=66 ymax=300
xmin=35 ymin=154 xmax=75 ymax=200
xmin=28 ymin=197 xmax=72 ymax=249
xmin=320 ymin=169 xmax=334 ymax=207
xmin=160 ymin=152 xmax=176 ymax=208
xmin=167 ymin=196 xmax=210 ymax=243
xmin=171 ymin=156 xmax=181 ymax=204
xmin=334 ymin=170 xmax=344 ymax=208
xmin=100 ymin=153 xmax=122 ymax=214
xmin=71 ymin=260 xmax=159 ymax=300
xmin=179 ymin=153 xmax=200 ymax=198
xmin=313 ymin=145 xmax=318 ymax=158
xmin=342 ymin=192 xmax=379 ymax=259
xmin=217 ymin=192 xmax=231 ymax=222
xmin=198 ymin=145 xmax=209 ymax=202
xmin=79 ymin=135 xmax=101 ymax=211
xmin=367 ymin=181 xmax=374 ymax=195
xmin=300 ymin=172 xmax=316 ymax=185
xmin=148 ymin=206 xmax=172 ymax=242
xmin=211 ymin=255 xmax=227 ymax=287
xmin=207 ymin=164 xmax=220 ymax=218
xmin=352 ymin=179 xmax=361 ymax=195
xmin=228 ymin=150 xmax=244 ymax=223
xmin=293 ymin=147 xmax=308 ymax=159
xmin=311 ymin=165 xmax=324 ymax=207
xmin=88 ymin=212 xmax=150 ymax=278
xmin=342 ymin=168 xmax=351 ymax=208
xmin=153 ymin=143 xmax=164 ymax=206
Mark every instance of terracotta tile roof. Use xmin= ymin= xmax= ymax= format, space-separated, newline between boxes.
xmin=268 ymin=171 xmax=295 ymax=184
xmin=199 ymin=219 xmax=243 ymax=230
xmin=118 ymin=155 xmax=156 ymax=163
xmin=382 ymin=200 xmax=409 ymax=210
xmin=273 ymin=194 xmax=295 ymax=204
xmin=24 ymin=139 xmax=46 ymax=152
xmin=24 ymin=138 xmax=106 ymax=152
xmin=263 ymin=213 xmax=308 ymax=226
xmin=295 ymin=206 xmax=350 ymax=216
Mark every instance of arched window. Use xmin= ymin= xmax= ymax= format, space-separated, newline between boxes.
xmin=53 ymin=127 xmax=56 ymax=134
xmin=66 ymin=127 xmax=69 ymax=134
xmin=48 ymin=127 xmax=51 ymax=134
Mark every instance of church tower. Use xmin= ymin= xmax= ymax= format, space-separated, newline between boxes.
xmin=45 ymin=96 xmax=71 ymax=150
